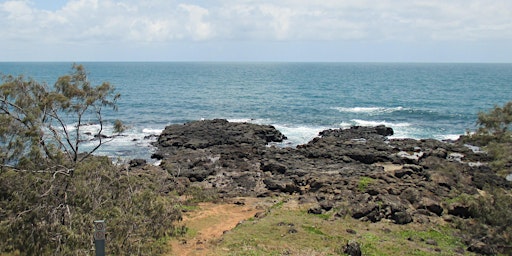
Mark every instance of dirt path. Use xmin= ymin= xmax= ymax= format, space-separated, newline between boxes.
xmin=166 ymin=198 xmax=265 ymax=256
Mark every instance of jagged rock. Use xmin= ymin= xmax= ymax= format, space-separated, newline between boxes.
xmin=392 ymin=211 xmax=413 ymax=224
xmin=343 ymin=241 xmax=362 ymax=256
xmin=129 ymin=158 xmax=147 ymax=168
xmin=319 ymin=200 xmax=334 ymax=211
xmin=418 ymin=198 xmax=444 ymax=216
xmin=148 ymin=119 xmax=498 ymax=230
xmin=396 ymin=151 xmax=424 ymax=164
xmin=400 ymin=187 xmax=421 ymax=204
xmin=395 ymin=168 xmax=413 ymax=178
xmin=263 ymin=178 xmax=300 ymax=194
xmin=260 ymin=162 xmax=286 ymax=174
xmin=467 ymin=240 xmax=496 ymax=255
xmin=308 ymin=206 xmax=323 ymax=214
xmin=155 ymin=119 xmax=286 ymax=151
xmin=447 ymin=203 xmax=472 ymax=218
xmin=404 ymin=164 xmax=423 ymax=172
xmin=319 ymin=125 xmax=392 ymax=139
xmin=447 ymin=152 xmax=465 ymax=162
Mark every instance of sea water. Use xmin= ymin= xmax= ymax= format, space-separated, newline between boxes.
xmin=1 ymin=62 xmax=511 ymax=161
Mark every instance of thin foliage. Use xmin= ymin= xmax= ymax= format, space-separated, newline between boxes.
xmin=0 ymin=64 xmax=123 ymax=170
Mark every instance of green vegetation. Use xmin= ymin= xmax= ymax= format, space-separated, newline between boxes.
xmin=212 ymin=200 xmax=474 ymax=256
xmin=0 ymin=64 xmax=123 ymax=169
xmin=1 ymin=65 xmax=511 ymax=255
xmin=460 ymin=101 xmax=512 ymax=254
xmin=357 ymin=176 xmax=375 ymax=192
xmin=475 ymin=101 xmax=512 ymax=142
xmin=466 ymin=101 xmax=512 ymax=175
xmin=0 ymin=157 xmax=184 ymax=255
xmin=0 ymin=66 xmax=182 ymax=255
xmin=456 ymin=187 xmax=512 ymax=254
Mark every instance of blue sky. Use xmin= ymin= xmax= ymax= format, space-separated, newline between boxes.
xmin=1 ymin=0 xmax=511 ymax=62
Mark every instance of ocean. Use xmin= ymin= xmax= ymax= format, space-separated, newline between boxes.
xmin=1 ymin=62 xmax=511 ymax=161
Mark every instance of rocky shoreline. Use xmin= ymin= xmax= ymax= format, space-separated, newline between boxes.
xmin=139 ymin=119 xmax=510 ymax=254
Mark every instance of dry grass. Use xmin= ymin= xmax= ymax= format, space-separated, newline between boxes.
xmin=210 ymin=197 xmax=476 ymax=256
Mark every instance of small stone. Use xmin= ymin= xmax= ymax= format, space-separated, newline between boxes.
xmin=288 ymin=228 xmax=298 ymax=234
xmin=425 ymin=239 xmax=438 ymax=246
xmin=346 ymin=229 xmax=357 ymax=234
xmin=254 ymin=211 xmax=267 ymax=219
xmin=308 ymin=206 xmax=323 ymax=214
xmin=343 ymin=241 xmax=362 ymax=256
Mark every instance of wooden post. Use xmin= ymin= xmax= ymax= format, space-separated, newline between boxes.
xmin=93 ymin=220 xmax=106 ymax=256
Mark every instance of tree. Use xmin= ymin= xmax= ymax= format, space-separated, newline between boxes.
xmin=0 ymin=64 xmax=123 ymax=170
xmin=469 ymin=101 xmax=512 ymax=177
xmin=0 ymin=65 xmax=184 ymax=255
xmin=476 ymin=101 xmax=512 ymax=142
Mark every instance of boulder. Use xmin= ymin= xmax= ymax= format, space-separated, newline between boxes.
xmin=418 ymin=198 xmax=443 ymax=216
xmin=129 ymin=158 xmax=147 ymax=168
xmin=467 ymin=240 xmax=497 ymax=255
xmin=447 ymin=202 xmax=472 ymax=218
xmin=343 ymin=241 xmax=362 ymax=256
xmin=392 ymin=211 xmax=413 ymax=224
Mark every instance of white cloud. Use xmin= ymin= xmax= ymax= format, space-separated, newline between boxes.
xmin=179 ymin=4 xmax=213 ymax=40
xmin=1 ymin=0 xmax=511 ymax=43
xmin=0 ymin=0 xmax=511 ymax=61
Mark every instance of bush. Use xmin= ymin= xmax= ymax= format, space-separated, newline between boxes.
xmin=464 ymin=102 xmax=512 ymax=176
xmin=476 ymin=101 xmax=512 ymax=142
xmin=0 ymin=157 xmax=183 ymax=255
xmin=457 ymin=187 xmax=512 ymax=252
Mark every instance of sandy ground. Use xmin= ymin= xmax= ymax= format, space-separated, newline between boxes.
xmin=166 ymin=198 xmax=265 ymax=256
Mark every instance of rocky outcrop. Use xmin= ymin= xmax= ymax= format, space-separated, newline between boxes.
xmin=149 ymin=119 xmax=510 ymax=251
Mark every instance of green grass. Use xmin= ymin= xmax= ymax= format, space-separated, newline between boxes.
xmin=302 ymin=225 xmax=326 ymax=236
xmin=358 ymin=176 xmax=375 ymax=192
xmin=212 ymin=197 xmax=477 ymax=256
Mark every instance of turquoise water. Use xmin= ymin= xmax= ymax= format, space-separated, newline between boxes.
xmin=1 ymin=62 xmax=511 ymax=160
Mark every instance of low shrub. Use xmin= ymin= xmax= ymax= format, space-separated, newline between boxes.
xmin=0 ymin=156 xmax=183 ymax=255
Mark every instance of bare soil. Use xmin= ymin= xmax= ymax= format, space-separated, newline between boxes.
xmin=166 ymin=198 xmax=267 ymax=256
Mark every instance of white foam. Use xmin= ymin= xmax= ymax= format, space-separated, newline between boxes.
xmin=439 ymin=134 xmax=462 ymax=141
xmin=142 ymin=128 xmax=163 ymax=134
xmin=339 ymin=122 xmax=353 ymax=129
xmin=273 ymin=124 xmax=328 ymax=146
xmin=333 ymin=106 xmax=405 ymax=114
xmin=227 ymin=118 xmax=256 ymax=123
xmin=350 ymin=119 xmax=411 ymax=127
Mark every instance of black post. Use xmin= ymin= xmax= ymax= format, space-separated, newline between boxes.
xmin=94 ymin=220 xmax=106 ymax=256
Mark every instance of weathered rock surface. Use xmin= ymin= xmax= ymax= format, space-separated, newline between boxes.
xmin=148 ymin=119 xmax=511 ymax=253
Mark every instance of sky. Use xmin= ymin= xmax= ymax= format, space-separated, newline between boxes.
xmin=1 ymin=0 xmax=511 ymax=62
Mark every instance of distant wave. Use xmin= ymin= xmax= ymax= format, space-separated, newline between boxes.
xmin=333 ymin=106 xmax=405 ymax=114
xmin=142 ymin=128 xmax=163 ymax=134
xmin=349 ymin=119 xmax=411 ymax=127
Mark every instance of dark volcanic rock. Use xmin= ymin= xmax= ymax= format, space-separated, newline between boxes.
xmin=142 ymin=119 xmax=512 ymax=255
xmin=343 ymin=241 xmax=362 ymax=256
xmin=129 ymin=158 xmax=147 ymax=168
xmin=447 ymin=203 xmax=473 ymax=218
xmin=468 ymin=240 xmax=497 ymax=255
xmin=150 ymin=119 xmax=500 ymax=232
xmin=155 ymin=119 xmax=286 ymax=151
xmin=318 ymin=125 xmax=393 ymax=140
xmin=392 ymin=211 xmax=413 ymax=225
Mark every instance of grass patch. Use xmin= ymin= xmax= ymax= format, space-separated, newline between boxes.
xmin=302 ymin=225 xmax=325 ymax=236
xmin=212 ymin=197 xmax=477 ymax=256
xmin=358 ymin=176 xmax=376 ymax=192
